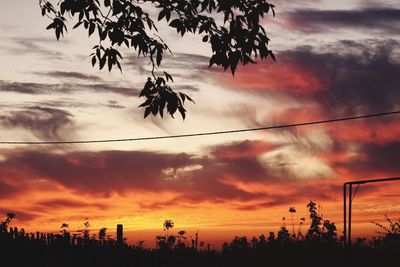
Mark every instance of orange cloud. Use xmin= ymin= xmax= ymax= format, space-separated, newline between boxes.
xmin=215 ymin=60 xmax=325 ymax=94
xmin=327 ymin=118 xmax=400 ymax=145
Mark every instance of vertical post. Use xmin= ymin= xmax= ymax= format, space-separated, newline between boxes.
xmin=117 ymin=224 xmax=123 ymax=244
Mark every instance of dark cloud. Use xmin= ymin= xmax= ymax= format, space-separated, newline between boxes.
xmin=0 ymin=150 xmax=202 ymax=197
xmin=9 ymin=37 xmax=65 ymax=60
xmin=0 ymin=141 xmax=282 ymax=203
xmin=286 ymin=8 xmax=400 ymax=34
xmin=311 ymin=40 xmax=400 ymax=114
xmin=254 ymin=39 xmax=400 ymax=116
xmin=0 ymin=106 xmax=75 ymax=140
xmin=333 ymin=141 xmax=400 ymax=177
xmin=0 ymin=80 xmax=139 ymax=97
xmin=38 ymin=71 xmax=103 ymax=82
xmin=0 ymin=80 xmax=58 ymax=95
xmin=126 ymin=52 xmax=210 ymax=81
xmin=0 ymin=182 xmax=19 ymax=199
xmin=83 ymin=83 xmax=140 ymax=96
xmin=34 ymin=199 xmax=108 ymax=210
xmin=102 ymin=100 xmax=126 ymax=109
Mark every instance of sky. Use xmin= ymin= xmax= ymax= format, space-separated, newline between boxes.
xmin=0 ymin=0 xmax=400 ymax=248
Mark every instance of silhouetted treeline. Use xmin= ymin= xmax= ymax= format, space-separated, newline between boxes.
xmin=0 ymin=202 xmax=399 ymax=267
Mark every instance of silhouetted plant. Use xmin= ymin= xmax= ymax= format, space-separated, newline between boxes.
xmin=98 ymin=227 xmax=107 ymax=242
xmin=305 ymin=201 xmax=323 ymax=240
xmin=277 ymin=225 xmax=290 ymax=242
xmin=289 ymin=206 xmax=296 ymax=237
xmin=0 ymin=212 xmax=15 ymax=233
xmin=321 ymin=220 xmax=337 ymax=243
xmin=176 ymin=230 xmax=187 ymax=249
xmin=163 ymin=220 xmax=174 ymax=230
xmin=60 ymin=223 xmax=69 ymax=235
xmin=297 ymin=217 xmax=305 ymax=240
xmin=371 ymin=214 xmax=400 ymax=249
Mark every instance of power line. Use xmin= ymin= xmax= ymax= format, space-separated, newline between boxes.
xmin=0 ymin=110 xmax=399 ymax=145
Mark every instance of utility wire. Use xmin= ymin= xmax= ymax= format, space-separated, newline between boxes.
xmin=0 ymin=110 xmax=399 ymax=145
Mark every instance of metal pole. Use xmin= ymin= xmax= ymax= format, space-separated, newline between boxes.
xmin=348 ymin=184 xmax=352 ymax=266
xmin=348 ymin=184 xmax=352 ymax=247
xmin=343 ymin=183 xmax=347 ymax=266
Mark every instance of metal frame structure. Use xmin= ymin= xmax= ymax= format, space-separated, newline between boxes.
xmin=343 ymin=177 xmax=400 ymax=266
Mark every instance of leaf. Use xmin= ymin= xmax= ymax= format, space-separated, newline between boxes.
xmin=169 ymin=19 xmax=180 ymax=28
xmin=116 ymin=61 xmax=122 ymax=73
xmin=159 ymin=99 xmax=166 ymax=118
xmin=99 ymin=56 xmax=107 ymax=70
xmin=178 ymin=106 xmax=186 ymax=120
xmin=108 ymin=57 xmax=113 ymax=71
xmin=55 ymin=29 xmax=61 ymax=40
xmin=151 ymin=103 xmax=158 ymax=115
xmin=73 ymin=21 xmax=83 ymax=29
xmin=89 ymin=23 xmax=95 ymax=36
xmin=269 ymin=50 xmax=276 ymax=61
xmin=156 ymin=50 xmax=162 ymax=66
xmin=139 ymin=98 xmax=152 ymax=107
xmin=185 ymin=94 xmax=195 ymax=104
xmin=91 ymin=56 xmax=97 ymax=67
xmin=164 ymin=71 xmax=174 ymax=82
xmin=179 ymin=92 xmax=186 ymax=104
xmin=158 ymin=10 xmax=166 ymax=21
xmin=46 ymin=22 xmax=55 ymax=30
xmin=144 ymin=107 xmax=151 ymax=118
xmin=165 ymin=10 xmax=171 ymax=22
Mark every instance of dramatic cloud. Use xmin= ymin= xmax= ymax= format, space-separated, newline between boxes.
xmin=285 ymin=8 xmax=400 ymax=34
xmin=0 ymin=139 xmax=300 ymax=204
xmin=0 ymin=106 xmax=75 ymax=140
xmin=0 ymin=148 xmax=265 ymax=202
xmin=332 ymin=141 xmax=400 ymax=179
xmin=217 ymin=39 xmax=400 ymax=116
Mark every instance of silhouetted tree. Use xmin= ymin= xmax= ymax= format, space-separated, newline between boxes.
xmin=38 ymin=0 xmax=276 ymax=119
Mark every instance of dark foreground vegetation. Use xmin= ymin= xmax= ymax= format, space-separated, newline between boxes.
xmin=1 ymin=202 xmax=398 ymax=267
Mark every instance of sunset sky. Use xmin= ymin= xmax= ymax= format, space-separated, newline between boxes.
xmin=0 ymin=0 xmax=400 ymax=248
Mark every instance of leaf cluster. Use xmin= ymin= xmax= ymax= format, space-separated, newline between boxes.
xmin=39 ymin=0 xmax=275 ymax=119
